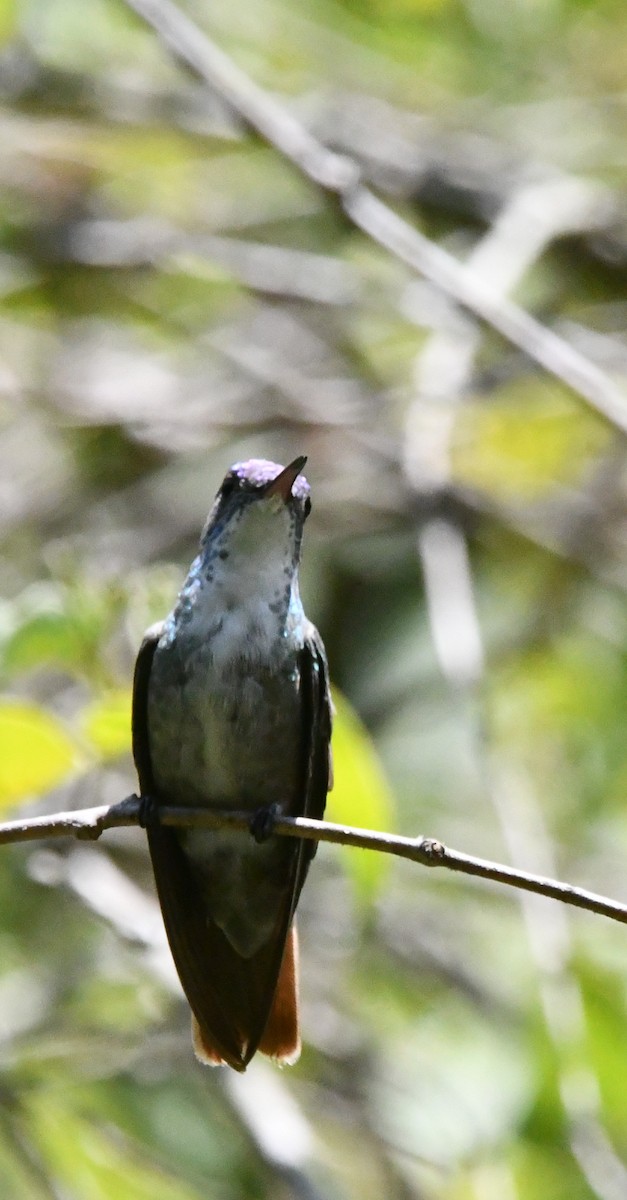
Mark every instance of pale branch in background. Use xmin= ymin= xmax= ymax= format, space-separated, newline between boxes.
xmin=2 ymin=796 xmax=627 ymax=928
xmin=126 ymin=0 xmax=627 ymax=434
xmin=406 ymin=159 xmax=627 ymax=1200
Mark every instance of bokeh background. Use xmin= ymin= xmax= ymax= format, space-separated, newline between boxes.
xmin=2 ymin=0 xmax=627 ymax=1197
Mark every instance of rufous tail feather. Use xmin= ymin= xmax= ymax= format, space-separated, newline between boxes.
xmin=258 ymin=924 xmax=300 ymax=1064
xmin=192 ymin=925 xmax=300 ymax=1069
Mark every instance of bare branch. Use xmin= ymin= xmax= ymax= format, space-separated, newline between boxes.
xmin=125 ymin=0 xmax=627 ymax=433
xmin=3 ymin=796 xmax=627 ymax=928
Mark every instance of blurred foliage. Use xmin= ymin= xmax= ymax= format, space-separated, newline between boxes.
xmin=1 ymin=0 xmax=627 ymax=1197
xmin=0 ymin=700 xmax=80 ymax=807
xmin=326 ymin=690 xmax=395 ymax=902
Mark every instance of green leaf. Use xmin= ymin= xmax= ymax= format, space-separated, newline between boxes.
xmin=0 ymin=701 xmax=80 ymax=809
xmin=2 ymin=612 xmax=88 ymax=675
xmin=326 ymin=690 xmax=395 ymax=905
xmin=0 ymin=0 xmax=16 ymax=43
xmin=452 ymin=379 xmax=609 ymax=502
xmin=82 ymin=689 xmax=132 ymax=760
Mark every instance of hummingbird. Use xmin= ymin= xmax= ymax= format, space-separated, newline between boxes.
xmin=132 ymin=456 xmax=332 ymax=1071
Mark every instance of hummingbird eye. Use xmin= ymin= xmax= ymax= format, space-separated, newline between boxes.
xmin=220 ymin=476 xmax=238 ymax=499
xmin=304 ymin=497 xmax=312 ymax=518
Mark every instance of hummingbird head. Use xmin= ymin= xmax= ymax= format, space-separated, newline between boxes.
xmin=199 ymin=456 xmax=311 ymax=586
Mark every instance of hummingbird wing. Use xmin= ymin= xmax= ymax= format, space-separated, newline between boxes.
xmin=291 ymin=622 xmax=333 ymax=888
xmin=132 ymin=621 xmax=332 ymax=1071
xmin=254 ymin=622 xmax=332 ymax=1062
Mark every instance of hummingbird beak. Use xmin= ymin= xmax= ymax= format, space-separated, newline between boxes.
xmin=264 ymin=456 xmax=307 ymax=503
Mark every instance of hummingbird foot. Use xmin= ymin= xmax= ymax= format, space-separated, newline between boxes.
xmin=249 ymin=802 xmax=280 ymax=844
xmin=138 ymin=794 xmax=160 ymax=829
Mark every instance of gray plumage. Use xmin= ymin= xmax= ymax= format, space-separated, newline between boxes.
xmin=132 ymin=456 xmax=332 ymax=1069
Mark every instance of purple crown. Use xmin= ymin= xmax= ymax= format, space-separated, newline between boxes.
xmin=230 ymin=458 xmax=310 ymax=501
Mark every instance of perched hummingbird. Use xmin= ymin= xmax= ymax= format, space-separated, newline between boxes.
xmin=132 ymin=457 xmax=332 ymax=1071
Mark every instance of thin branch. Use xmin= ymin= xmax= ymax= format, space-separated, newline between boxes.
xmin=125 ymin=0 xmax=627 ymax=433
xmin=125 ymin=0 xmax=358 ymax=192
xmin=4 ymin=796 xmax=627 ymax=927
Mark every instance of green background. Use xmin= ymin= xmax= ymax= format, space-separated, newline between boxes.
xmin=1 ymin=0 xmax=627 ymax=1196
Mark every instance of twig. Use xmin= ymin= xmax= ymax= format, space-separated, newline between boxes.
xmin=4 ymin=795 xmax=627 ymax=927
xmin=125 ymin=0 xmax=627 ymax=433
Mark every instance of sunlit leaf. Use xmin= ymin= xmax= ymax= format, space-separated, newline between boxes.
xmin=452 ymin=379 xmax=609 ymax=502
xmin=82 ymin=689 xmax=132 ymax=760
xmin=0 ymin=0 xmax=17 ymax=43
xmin=0 ymin=701 xmax=80 ymax=809
xmin=326 ymin=690 xmax=395 ymax=904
